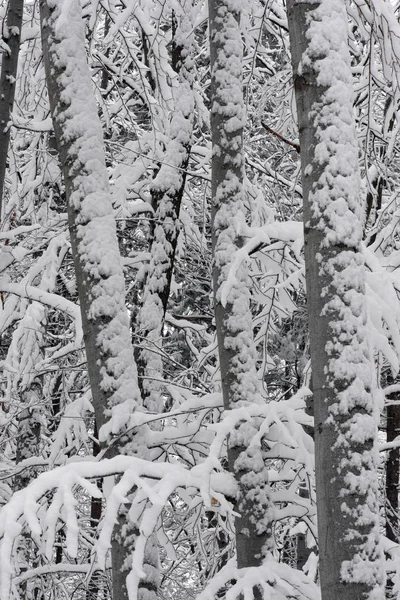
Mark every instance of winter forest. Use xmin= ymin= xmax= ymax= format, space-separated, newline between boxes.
xmin=2 ymin=0 xmax=400 ymax=598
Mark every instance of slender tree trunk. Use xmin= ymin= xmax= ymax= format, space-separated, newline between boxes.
xmin=134 ymin=9 xmax=194 ymax=413
xmin=39 ymin=2 xmax=141 ymax=598
xmin=0 ymin=0 xmax=24 ymax=217
xmin=131 ymin=13 xmax=195 ymax=600
xmin=287 ymin=1 xmax=385 ymax=599
xmin=86 ymin=426 xmax=104 ymax=600
xmin=386 ymin=401 xmax=400 ymax=542
xmin=385 ymin=398 xmax=400 ymax=598
xmin=14 ymin=384 xmax=42 ymax=492
xmin=295 ymin=484 xmax=311 ymax=571
xmin=209 ymin=2 xmax=273 ymax=596
xmin=14 ymin=383 xmax=42 ymax=599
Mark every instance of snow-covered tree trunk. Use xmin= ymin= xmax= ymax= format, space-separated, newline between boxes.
xmin=134 ymin=9 xmax=194 ymax=413
xmin=209 ymin=0 xmax=273 ymax=593
xmin=0 ymin=0 xmax=23 ymax=216
xmin=14 ymin=384 xmax=42 ymax=492
xmin=39 ymin=0 xmax=139 ymax=433
xmin=131 ymin=13 xmax=195 ymax=600
xmin=39 ymin=1 xmax=141 ymax=598
xmin=287 ymin=0 xmax=385 ymax=598
xmin=14 ymin=383 xmax=42 ymax=599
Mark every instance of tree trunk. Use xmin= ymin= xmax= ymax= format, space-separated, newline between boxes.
xmin=39 ymin=2 xmax=141 ymax=598
xmin=0 ymin=0 xmax=24 ymax=217
xmin=386 ymin=401 xmax=400 ymax=542
xmin=209 ymin=2 xmax=273 ymax=596
xmin=131 ymin=14 xmax=195 ymax=600
xmin=134 ymin=9 xmax=194 ymax=413
xmin=385 ymin=399 xmax=400 ymax=598
xmin=39 ymin=0 xmax=139 ymax=433
xmin=287 ymin=1 xmax=385 ymax=599
xmin=14 ymin=383 xmax=43 ymax=599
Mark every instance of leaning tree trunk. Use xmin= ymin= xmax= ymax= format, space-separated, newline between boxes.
xmin=209 ymin=2 xmax=273 ymax=597
xmin=0 ymin=0 xmax=24 ymax=217
xmin=287 ymin=0 xmax=385 ymax=599
xmin=39 ymin=1 xmax=141 ymax=598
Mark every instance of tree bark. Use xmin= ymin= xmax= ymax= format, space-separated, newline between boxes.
xmin=209 ymin=1 xmax=273 ymax=596
xmin=39 ymin=0 xmax=139 ymax=433
xmin=134 ymin=9 xmax=194 ymax=413
xmin=386 ymin=401 xmax=400 ymax=542
xmin=287 ymin=0 xmax=385 ymax=599
xmin=0 ymin=0 xmax=24 ymax=217
xmin=131 ymin=14 xmax=195 ymax=600
xmin=385 ymin=398 xmax=400 ymax=597
xmin=39 ymin=1 xmax=141 ymax=598
xmin=14 ymin=383 xmax=43 ymax=599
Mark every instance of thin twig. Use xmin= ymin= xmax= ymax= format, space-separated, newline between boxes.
xmin=261 ymin=121 xmax=300 ymax=153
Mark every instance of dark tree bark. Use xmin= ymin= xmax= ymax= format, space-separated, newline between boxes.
xmin=386 ymin=401 xmax=400 ymax=542
xmin=0 ymin=0 xmax=24 ymax=216
xmin=385 ymin=397 xmax=400 ymax=598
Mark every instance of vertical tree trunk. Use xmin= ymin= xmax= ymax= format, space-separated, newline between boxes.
xmin=86 ymin=425 xmax=104 ymax=600
xmin=287 ymin=1 xmax=385 ymax=599
xmin=39 ymin=1 xmax=141 ymax=598
xmin=14 ymin=383 xmax=42 ymax=599
xmin=386 ymin=401 xmax=400 ymax=542
xmin=385 ymin=398 xmax=400 ymax=598
xmin=0 ymin=0 xmax=24 ymax=217
xmin=209 ymin=2 xmax=273 ymax=597
xmin=131 ymin=14 xmax=195 ymax=600
xmin=296 ymin=484 xmax=311 ymax=571
xmin=134 ymin=9 xmax=194 ymax=413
